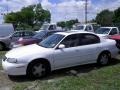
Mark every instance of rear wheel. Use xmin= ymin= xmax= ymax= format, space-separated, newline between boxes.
xmin=27 ymin=61 xmax=50 ymax=78
xmin=97 ymin=52 xmax=111 ymax=66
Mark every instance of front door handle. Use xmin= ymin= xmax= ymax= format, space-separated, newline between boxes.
xmin=75 ymin=50 xmax=79 ymax=52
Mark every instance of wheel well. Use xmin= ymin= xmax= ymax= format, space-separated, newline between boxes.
xmin=27 ymin=58 xmax=51 ymax=72
xmin=99 ymin=50 xmax=111 ymax=57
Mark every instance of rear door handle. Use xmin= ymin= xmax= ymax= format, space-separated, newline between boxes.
xmin=75 ymin=50 xmax=79 ymax=52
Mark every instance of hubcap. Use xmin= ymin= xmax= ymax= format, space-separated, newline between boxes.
xmin=100 ymin=54 xmax=108 ymax=65
xmin=32 ymin=63 xmax=45 ymax=77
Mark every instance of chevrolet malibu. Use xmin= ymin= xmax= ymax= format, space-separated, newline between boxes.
xmin=2 ymin=31 xmax=118 ymax=78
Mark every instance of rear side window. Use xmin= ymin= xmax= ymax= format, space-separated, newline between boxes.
xmin=24 ymin=31 xmax=34 ymax=36
xmin=80 ymin=34 xmax=100 ymax=45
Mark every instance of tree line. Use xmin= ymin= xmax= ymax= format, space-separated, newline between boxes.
xmin=95 ymin=7 xmax=120 ymax=26
xmin=4 ymin=4 xmax=120 ymax=30
xmin=4 ymin=4 xmax=51 ymax=30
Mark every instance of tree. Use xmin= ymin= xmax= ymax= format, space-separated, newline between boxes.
xmin=57 ymin=21 xmax=66 ymax=28
xmin=113 ymin=7 xmax=120 ymax=23
xmin=4 ymin=4 xmax=51 ymax=30
xmin=57 ymin=19 xmax=79 ymax=29
xmin=95 ymin=10 xmax=113 ymax=26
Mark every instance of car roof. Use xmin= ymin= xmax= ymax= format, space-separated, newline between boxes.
xmin=39 ymin=30 xmax=64 ymax=32
xmin=100 ymin=27 xmax=117 ymax=29
xmin=55 ymin=30 xmax=95 ymax=36
xmin=14 ymin=30 xmax=34 ymax=32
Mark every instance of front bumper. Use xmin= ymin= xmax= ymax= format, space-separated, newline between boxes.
xmin=2 ymin=60 xmax=27 ymax=76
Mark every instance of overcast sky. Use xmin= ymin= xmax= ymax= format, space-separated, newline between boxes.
xmin=0 ymin=0 xmax=120 ymax=23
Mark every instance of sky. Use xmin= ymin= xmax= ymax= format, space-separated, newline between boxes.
xmin=0 ymin=0 xmax=120 ymax=23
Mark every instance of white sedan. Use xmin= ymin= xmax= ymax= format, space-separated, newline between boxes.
xmin=2 ymin=31 xmax=118 ymax=78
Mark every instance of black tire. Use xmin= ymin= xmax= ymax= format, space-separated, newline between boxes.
xmin=97 ymin=52 xmax=111 ymax=66
xmin=0 ymin=43 xmax=5 ymax=51
xmin=116 ymin=43 xmax=120 ymax=49
xmin=27 ymin=61 xmax=50 ymax=78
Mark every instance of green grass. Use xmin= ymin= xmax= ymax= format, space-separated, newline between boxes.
xmin=0 ymin=51 xmax=6 ymax=58
xmin=0 ymin=51 xmax=120 ymax=90
xmin=0 ymin=51 xmax=6 ymax=69
xmin=13 ymin=64 xmax=120 ymax=90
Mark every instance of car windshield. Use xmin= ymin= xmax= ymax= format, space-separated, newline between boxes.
xmin=39 ymin=34 xmax=65 ymax=48
xmin=40 ymin=25 xmax=49 ymax=30
xmin=73 ymin=25 xmax=84 ymax=30
xmin=95 ymin=28 xmax=110 ymax=34
xmin=33 ymin=31 xmax=46 ymax=39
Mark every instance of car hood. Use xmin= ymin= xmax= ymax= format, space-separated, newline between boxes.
xmin=6 ymin=44 xmax=51 ymax=58
xmin=0 ymin=36 xmax=10 ymax=39
xmin=18 ymin=38 xmax=40 ymax=45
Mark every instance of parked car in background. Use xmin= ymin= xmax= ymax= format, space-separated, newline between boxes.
xmin=0 ymin=30 xmax=36 ymax=50
xmin=0 ymin=24 xmax=14 ymax=37
xmin=2 ymin=31 xmax=118 ymax=78
xmin=11 ymin=30 xmax=64 ymax=48
xmin=73 ymin=23 xmax=100 ymax=32
xmin=36 ymin=23 xmax=62 ymax=32
xmin=95 ymin=27 xmax=119 ymax=38
xmin=109 ymin=35 xmax=120 ymax=49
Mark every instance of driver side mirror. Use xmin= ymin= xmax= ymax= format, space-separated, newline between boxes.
xmin=58 ymin=44 xmax=65 ymax=49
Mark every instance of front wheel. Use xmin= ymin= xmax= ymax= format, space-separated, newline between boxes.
xmin=97 ymin=52 xmax=111 ymax=66
xmin=27 ymin=61 xmax=49 ymax=78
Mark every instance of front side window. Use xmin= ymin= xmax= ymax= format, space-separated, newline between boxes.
xmin=60 ymin=34 xmax=80 ymax=48
xmin=39 ymin=34 xmax=65 ymax=48
xmin=95 ymin=28 xmax=110 ymax=34
xmin=33 ymin=31 xmax=46 ymax=39
xmin=13 ymin=32 xmax=22 ymax=37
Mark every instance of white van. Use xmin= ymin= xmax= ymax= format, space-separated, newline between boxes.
xmin=0 ymin=24 xmax=14 ymax=37
xmin=0 ymin=24 xmax=14 ymax=50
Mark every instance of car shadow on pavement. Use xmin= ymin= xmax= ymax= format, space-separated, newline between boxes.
xmin=9 ymin=58 xmax=120 ymax=82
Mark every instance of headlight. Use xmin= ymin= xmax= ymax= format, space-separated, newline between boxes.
xmin=13 ymin=44 xmax=23 ymax=48
xmin=7 ymin=58 xmax=17 ymax=63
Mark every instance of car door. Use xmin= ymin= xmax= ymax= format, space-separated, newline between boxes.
xmin=53 ymin=33 xmax=101 ymax=69
xmin=54 ymin=34 xmax=82 ymax=68
xmin=76 ymin=34 xmax=101 ymax=64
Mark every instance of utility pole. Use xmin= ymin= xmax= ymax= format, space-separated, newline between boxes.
xmin=85 ymin=0 xmax=88 ymax=24
xmin=6 ymin=0 xmax=9 ymax=14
